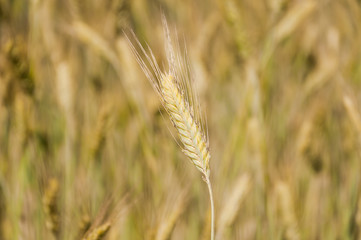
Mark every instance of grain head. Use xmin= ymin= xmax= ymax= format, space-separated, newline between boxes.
xmin=125 ymin=16 xmax=211 ymax=179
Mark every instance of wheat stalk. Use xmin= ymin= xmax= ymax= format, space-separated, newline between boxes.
xmin=126 ymin=16 xmax=214 ymax=240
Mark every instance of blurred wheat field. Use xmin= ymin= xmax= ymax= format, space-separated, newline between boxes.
xmin=1 ymin=0 xmax=361 ymax=239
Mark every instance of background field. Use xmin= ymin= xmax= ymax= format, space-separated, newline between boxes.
xmin=1 ymin=0 xmax=361 ymax=239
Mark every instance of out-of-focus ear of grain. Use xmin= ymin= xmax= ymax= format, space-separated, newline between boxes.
xmin=155 ymin=190 xmax=188 ymax=240
xmin=274 ymin=181 xmax=300 ymax=240
xmin=272 ymin=1 xmax=316 ymax=43
xmin=216 ymin=174 xmax=250 ymax=240
xmin=303 ymin=27 xmax=339 ymax=96
xmin=43 ymin=178 xmax=60 ymax=238
xmin=343 ymin=95 xmax=361 ymax=137
xmin=83 ymin=221 xmax=111 ymax=240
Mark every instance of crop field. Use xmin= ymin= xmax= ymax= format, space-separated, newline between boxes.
xmin=1 ymin=0 xmax=361 ymax=239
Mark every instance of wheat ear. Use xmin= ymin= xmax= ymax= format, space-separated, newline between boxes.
xmin=126 ymin=16 xmax=214 ymax=240
xmin=160 ymin=73 xmax=210 ymax=176
xmin=161 ymin=73 xmax=215 ymax=240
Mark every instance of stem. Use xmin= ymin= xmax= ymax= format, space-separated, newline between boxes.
xmin=205 ymin=175 xmax=215 ymax=240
